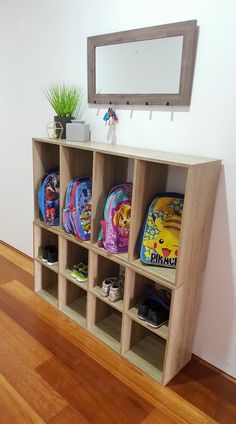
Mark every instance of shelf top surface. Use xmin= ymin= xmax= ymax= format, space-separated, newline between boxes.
xmin=33 ymin=137 xmax=221 ymax=167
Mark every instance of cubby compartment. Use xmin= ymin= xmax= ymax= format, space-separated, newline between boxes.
xmin=89 ymin=251 xmax=124 ymax=312
xmin=35 ymin=261 xmax=58 ymax=307
xmin=88 ymin=294 xmax=123 ymax=352
xmin=122 ymin=316 xmax=166 ymax=383
xmin=33 ymin=140 xmax=60 ymax=222
xmin=60 ymin=146 xmax=93 ymax=229
xmin=59 ymin=277 xmax=87 ymax=327
xmin=129 ymin=159 xmax=188 ymax=288
xmin=34 ymin=224 xmax=58 ymax=272
xmin=91 ymin=152 xmax=134 ymax=258
xmin=59 ymin=237 xmax=88 ymax=290
xmin=124 ymin=269 xmax=171 ymax=340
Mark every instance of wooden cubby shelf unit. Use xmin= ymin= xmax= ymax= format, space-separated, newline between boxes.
xmin=33 ymin=137 xmax=221 ymax=385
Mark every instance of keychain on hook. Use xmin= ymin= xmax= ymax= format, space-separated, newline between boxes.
xmin=103 ymin=107 xmax=118 ymax=126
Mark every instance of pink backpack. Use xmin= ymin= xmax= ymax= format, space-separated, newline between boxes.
xmin=98 ymin=183 xmax=132 ymax=254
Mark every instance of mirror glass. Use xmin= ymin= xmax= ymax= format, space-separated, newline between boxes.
xmin=96 ymin=36 xmax=183 ymax=94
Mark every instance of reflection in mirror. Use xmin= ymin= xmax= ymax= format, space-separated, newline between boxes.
xmin=96 ymin=36 xmax=183 ymax=94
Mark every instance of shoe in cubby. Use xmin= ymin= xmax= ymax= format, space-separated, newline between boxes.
xmin=124 ymin=269 xmax=171 ymax=341
xmin=89 ymin=252 xmax=124 ymax=312
xmin=60 ymin=238 xmax=88 ymax=290
xmin=34 ymin=225 xmax=59 ymax=272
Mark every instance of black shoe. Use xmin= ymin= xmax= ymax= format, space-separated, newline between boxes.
xmin=146 ymin=306 xmax=169 ymax=328
xmin=47 ymin=248 xmax=58 ymax=265
xmin=42 ymin=245 xmax=54 ymax=262
xmin=42 ymin=245 xmax=58 ymax=265
xmin=137 ymin=297 xmax=156 ymax=320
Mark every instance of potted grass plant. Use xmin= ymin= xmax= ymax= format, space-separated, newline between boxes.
xmin=44 ymin=82 xmax=85 ymax=139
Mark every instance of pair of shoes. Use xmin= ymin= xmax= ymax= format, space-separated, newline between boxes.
xmin=101 ymin=277 xmax=123 ymax=302
xmin=42 ymin=245 xmax=58 ymax=265
xmin=137 ymin=294 xmax=170 ymax=328
xmin=70 ymin=263 xmax=88 ymax=282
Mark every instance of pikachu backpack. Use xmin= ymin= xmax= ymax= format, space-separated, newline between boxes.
xmin=140 ymin=193 xmax=184 ymax=268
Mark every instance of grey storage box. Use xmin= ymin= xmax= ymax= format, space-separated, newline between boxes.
xmin=66 ymin=121 xmax=90 ymax=142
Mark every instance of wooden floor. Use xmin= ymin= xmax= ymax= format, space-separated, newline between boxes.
xmin=0 ymin=243 xmax=235 ymax=423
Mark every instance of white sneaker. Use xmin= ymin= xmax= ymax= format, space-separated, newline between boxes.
xmin=101 ymin=277 xmax=117 ymax=297
xmin=108 ymin=281 xmax=123 ymax=303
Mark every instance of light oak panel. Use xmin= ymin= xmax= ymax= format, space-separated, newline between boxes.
xmin=88 ymin=250 xmax=120 ymax=291
xmin=37 ymin=266 xmax=58 ymax=308
xmin=33 ymin=141 xmax=59 ymax=220
xmin=32 ymin=137 xmax=222 ymax=387
xmin=176 ymin=161 xmax=221 ymax=285
xmin=162 ymin=274 xmax=200 ymax=385
xmin=91 ymin=151 xmax=132 ymax=243
xmin=33 ymin=138 xmax=219 ymax=166
xmin=128 ymin=159 xmax=168 ymax=261
xmin=60 ymin=146 xmax=93 ymax=227
xmin=59 ymin=278 xmax=87 ymax=328
xmin=34 ymin=224 xmax=58 ymax=262
xmin=59 ymin=236 xmax=88 ymax=275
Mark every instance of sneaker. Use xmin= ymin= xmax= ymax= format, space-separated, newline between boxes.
xmin=101 ymin=277 xmax=117 ymax=297
xmin=137 ymin=297 xmax=156 ymax=320
xmin=42 ymin=245 xmax=55 ymax=262
xmin=47 ymin=248 xmax=58 ymax=266
xmin=76 ymin=264 xmax=88 ymax=283
xmin=146 ymin=305 xmax=169 ymax=328
xmin=70 ymin=263 xmax=88 ymax=282
xmin=108 ymin=281 xmax=123 ymax=303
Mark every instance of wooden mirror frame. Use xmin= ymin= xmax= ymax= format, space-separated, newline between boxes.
xmin=87 ymin=20 xmax=198 ymax=106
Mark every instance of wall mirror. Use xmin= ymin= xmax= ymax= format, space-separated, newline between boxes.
xmin=87 ymin=20 xmax=198 ymax=106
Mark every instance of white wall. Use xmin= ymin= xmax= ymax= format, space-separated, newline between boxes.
xmin=0 ymin=0 xmax=235 ymax=377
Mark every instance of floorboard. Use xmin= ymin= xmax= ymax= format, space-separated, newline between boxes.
xmin=0 ymin=374 xmax=46 ymax=424
xmin=0 ymin=281 xmax=212 ymax=423
xmin=0 ymin=245 xmax=235 ymax=424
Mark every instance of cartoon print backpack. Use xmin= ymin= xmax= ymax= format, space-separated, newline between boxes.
xmin=98 ymin=183 xmax=132 ymax=254
xmin=63 ymin=177 xmax=92 ymax=241
xmin=38 ymin=169 xmax=60 ymax=226
xmin=140 ymin=193 xmax=184 ymax=268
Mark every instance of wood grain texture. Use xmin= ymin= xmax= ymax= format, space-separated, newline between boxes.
xmin=32 ymin=141 xmax=59 ymax=220
xmin=59 ymin=145 xmax=93 ymax=227
xmin=176 ymin=162 xmax=222 ymax=285
xmin=87 ymin=20 xmax=198 ymax=106
xmin=0 ymin=330 xmax=67 ymax=421
xmin=48 ymin=405 xmax=89 ymax=424
xmin=128 ymin=159 xmax=168 ymax=261
xmin=0 ymin=374 xmax=46 ymax=424
xmin=0 ymin=279 xmax=216 ymax=423
xmin=37 ymin=356 xmax=153 ymax=424
xmin=1 ymin=230 xmax=235 ymax=424
xmin=0 ymin=309 xmax=52 ymax=368
xmin=33 ymin=137 xmax=219 ymax=166
xmin=0 ymin=241 xmax=33 ymax=275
